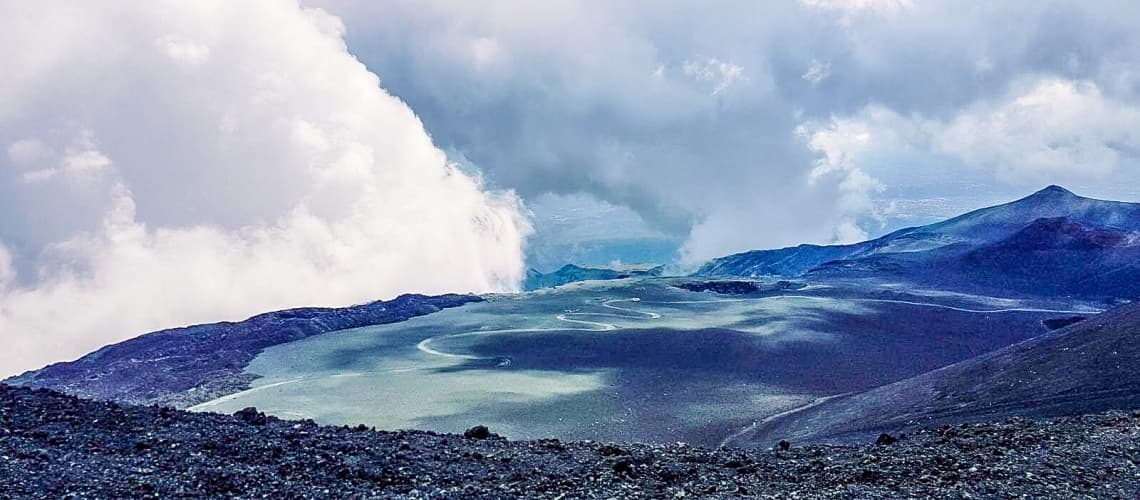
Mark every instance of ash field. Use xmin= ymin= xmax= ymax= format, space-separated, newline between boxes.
xmin=182 ymin=278 xmax=1096 ymax=448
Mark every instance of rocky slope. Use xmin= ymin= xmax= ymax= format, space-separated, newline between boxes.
xmin=4 ymin=294 xmax=481 ymax=408
xmin=2 ymin=384 xmax=1139 ymax=498
xmin=747 ymin=300 xmax=1140 ymax=445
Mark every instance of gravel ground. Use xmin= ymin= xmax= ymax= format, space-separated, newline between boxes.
xmin=2 ymin=384 xmax=1139 ymax=498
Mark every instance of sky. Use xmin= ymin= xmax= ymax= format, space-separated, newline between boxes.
xmin=312 ymin=0 xmax=1140 ymax=266
xmin=3 ymin=0 xmax=1140 ymax=375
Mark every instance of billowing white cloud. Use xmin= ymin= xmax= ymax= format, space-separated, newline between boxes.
xmin=798 ymin=113 xmax=887 ymax=243
xmin=0 ymin=1 xmax=531 ymax=376
xmin=935 ymin=78 xmax=1140 ymax=183
xmin=804 ymin=77 xmax=1140 ymax=196
xmin=303 ymin=0 xmax=1140 ymax=268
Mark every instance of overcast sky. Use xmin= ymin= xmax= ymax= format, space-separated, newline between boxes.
xmin=3 ymin=0 xmax=1140 ymax=374
xmin=314 ymin=0 xmax=1140 ymax=265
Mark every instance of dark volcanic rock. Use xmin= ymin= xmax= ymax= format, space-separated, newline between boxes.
xmin=4 ymin=294 xmax=482 ymax=408
xmin=1043 ymin=315 xmax=1087 ymax=330
xmin=2 ymin=384 xmax=1139 ymax=498
xmin=464 ymin=425 xmax=492 ymax=440
xmin=875 ymin=433 xmax=898 ymax=446
xmin=234 ymin=407 xmax=268 ymax=426
xmin=674 ymin=280 xmax=762 ymax=295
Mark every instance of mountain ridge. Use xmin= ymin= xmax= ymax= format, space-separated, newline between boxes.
xmin=698 ymin=186 xmax=1140 ymax=300
xmin=4 ymin=294 xmax=482 ymax=408
xmin=524 ymin=263 xmax=665 ymax=290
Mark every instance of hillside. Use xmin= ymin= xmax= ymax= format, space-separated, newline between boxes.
xmin=746 ymin=301 xmax=1140 ymax=445
xmin=4 ymin=294 xmax=481 ymax=408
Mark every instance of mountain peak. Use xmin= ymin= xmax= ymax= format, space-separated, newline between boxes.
xmin=1032 ymin=185 xmax=1076 ymax=198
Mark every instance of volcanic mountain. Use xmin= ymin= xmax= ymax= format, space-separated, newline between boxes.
xmin=698 ymin=186 xmax=1140 ymax=300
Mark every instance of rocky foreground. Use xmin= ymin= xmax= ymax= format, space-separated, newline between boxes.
xmin=2 ymin=385 xmax=1139 ymax=498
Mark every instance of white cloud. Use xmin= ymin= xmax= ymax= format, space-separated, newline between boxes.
xmin=469 ymin=37 xmax=506 ymax=71
xmin=812 ymin=77 xmax=1140 ymax=190
xmin=8 ymin=130 xmax=113 ymax=184
xmin=304 ymin=0 xmax=1140 ymax=269
xmin=6 ymin=138 xmax=49 ymax=167
xmin=799 ymin=0 xmax=914 ymax=15
xmin=934 ymin=78 xmax=1140 ymax=183
xmin=802 ymin=59 xmax=832 ymax=86
xmin=682 ymin=57 xmax=747 ymax=96
xmin=0 ymin=1 xmax=531 ymax=377
xmin=0 ymin=243 xmax=12 ymax=289
xmin=155 ymin=35 xmax=211 ymax=66
xmin=798 ymin=114 xmax=886 ymax=243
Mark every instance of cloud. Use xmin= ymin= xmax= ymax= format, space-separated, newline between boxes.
xmin=155 ymin=35 xmax=211 ymax=66
xmin=0 ymin=1 xmax=531 ymax=377
xmin=797 ymin=113 xmax=888 ymax=242
xmin=798 ymin=0 xmax=914 ymax=14
xmin=303 ymin=0 xmax=1140 ymax=268
xmin=801 ymin=77 xmax=1140 ymax=197
xmin=935 ymin=78 xmax=1140 ymax=183
xmin=802 ymin=59 xmax=831 ymax=87
xmin=682 ymin=57 xmax=747 ymax=96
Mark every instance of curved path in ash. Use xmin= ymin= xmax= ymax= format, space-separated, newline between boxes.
xmin=413 ymin=293 xmax=1097 ymax=447
xmin=415 ymin=294 xmax=1096 ymax=363
xmin=415 ymin=299 xmax=659 ymax=362
xmin=717 ymin=392 xmax=854 ymax=449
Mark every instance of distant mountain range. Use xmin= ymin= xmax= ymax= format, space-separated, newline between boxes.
xmin=749 ymin=300 xmax=1140 ymax=445
xmin=524 ymin=264 xmax=665 ymax=291
xmin=698 ymin=186 xmax=1140 ymax=301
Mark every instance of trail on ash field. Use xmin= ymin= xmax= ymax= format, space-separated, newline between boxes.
xmin=415 ymin=294 xmax=1092 ymax=363
xmin=414 ymin=292 xmax=1095 ymax=447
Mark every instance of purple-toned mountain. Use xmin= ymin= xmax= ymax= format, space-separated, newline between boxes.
xmin=698 ymin=186 xmax=1140 ymax=300
xmin=4 ymin=294 xmax=481 ymax=407
xmin=747 ymin=300 xmax=1140 ymax=445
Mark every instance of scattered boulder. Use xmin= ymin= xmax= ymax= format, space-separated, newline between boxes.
xmin=1043 ymin=316 xmax=1087 ymax=330
xmin=598 ymin=444 xmax=627 ymax=456
xmin=778 ymin=440 xmax=791 ymax=452
xmin=234 ymin=407 xmax=268 ymax=426
xmin=613 ymin=459 xmax=636 ymax=478
xmin=464 ymin=425 xmax=491 ymax=440
xmin=875 ymin=433 xmax=898 ymax=446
